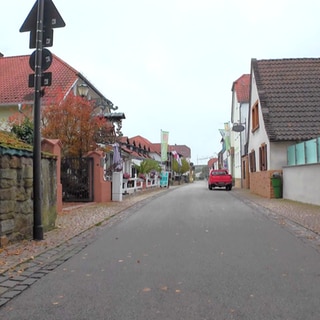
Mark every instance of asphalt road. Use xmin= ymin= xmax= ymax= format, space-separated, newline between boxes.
xmin=1 ymin=182 xmax=320 ymax=319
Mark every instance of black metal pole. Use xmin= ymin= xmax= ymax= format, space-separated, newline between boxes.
xmin=33 ymin=0 xmax=44 ymax=240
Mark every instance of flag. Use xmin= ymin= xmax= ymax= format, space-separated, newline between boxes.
xmin=172 ymin=150 xmax=182 ymax=166
xmin=161 ymin=130 xmax=169 ymax=162
xmin=112 ymin=143 xmax=123 ymax=171
xmin=224 ymin=122 xmax=231 ymax=151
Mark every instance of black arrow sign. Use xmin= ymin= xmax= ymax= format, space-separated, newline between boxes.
xmin=20 ymin=0 xmax=66 ymax=32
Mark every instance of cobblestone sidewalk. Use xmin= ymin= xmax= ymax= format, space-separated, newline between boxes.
xmin=232 ymin=188 xmax=320 ymax=235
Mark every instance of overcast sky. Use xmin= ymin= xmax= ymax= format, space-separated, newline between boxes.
xmin=2 ymin=0 xmax=320 ymax=164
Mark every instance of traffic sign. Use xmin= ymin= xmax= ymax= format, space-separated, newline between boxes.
xmin=29 ymin=48 xmax=53 ymax=72
xmin=20 ymin=0 xmax=66 ymax=49
xmin=29 ymin=28 xmax=54 ymax=48
xmin=28 ymin=72 xmax=52 ymax=88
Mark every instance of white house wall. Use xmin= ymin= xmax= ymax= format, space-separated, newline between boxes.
xmin=269 ymin=141 xmax=291 ymax=169
xmin=283 ymin=163 xmax=320 ymax=206
xmin=240 ymin=102 xmax=249 ymax=156
xmin=248 ymin=74 xmax=270 ymax=172
xmin=231 ymin=96 xmax=241 ymax=180
xmin=150 ymin=152 xmax=161 ymax=162
xmin=249 ymin=74 xmax=295 ymax=172
xmin=233 ymin=132 xmax=241 ymax=179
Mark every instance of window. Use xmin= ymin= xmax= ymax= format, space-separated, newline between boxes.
xmin=259 ymin=144 xmax=267 ymax=171
xmin=249 ymin=150 xmax=256 ymax=172
xmin=252 ymin=101 xmax=259 ymax=132
xmin=242 ymin=159 xmax=246 ymax=179
xmin=211 ymin=170 xmax=227 ymax=176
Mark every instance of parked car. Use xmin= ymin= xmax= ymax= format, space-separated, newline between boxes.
xmin=208 ymin=169 xmax=233 ymax=191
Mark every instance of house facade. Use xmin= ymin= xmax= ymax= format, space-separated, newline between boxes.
xmin=0 ymin=53 xmax=122 ymax=136
xmin=248 ymin=58 xmax=320 ymax=198
xmin=230 ymin=74 xmax=250 ymax=188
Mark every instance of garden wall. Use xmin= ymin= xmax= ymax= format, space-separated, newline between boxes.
xmin=0 ymin=148 xmax=57 ymax=247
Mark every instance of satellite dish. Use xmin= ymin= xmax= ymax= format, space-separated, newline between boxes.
xmin=232 ymin=123 xmax=245 ymax=132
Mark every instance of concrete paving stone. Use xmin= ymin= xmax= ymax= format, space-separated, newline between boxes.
xmin=29 ymin=272 xmax=47 ymax=279
xmin=35 ymin=254 xmax=54 ymax=262
xmin=19 ymin=270 xmax=34 ymax=277
xmin=21 ymin=278 xmax=37 ymax=286
xmin=0 ymin=298 xmax=9 ymax=307
xmin=12 ymin=285 xmax=28 ymax=292
xmin=0 ymin=275 xmax=9 ymax=284
xmin=1 ymin=280 xmax=17 ymax=288
xmin=42 ymin=264 xmax=59 ymax=271
xmin=26 ymin=266 xmax=42 ymax=273
xmin=0 ymin=287 xmax=8 ymax=295
xmin=1 ymin=290 xmax=22 ymax=299
xmin=17 ymin=261 xmax=38 ymax=270
xmin=11 ymin=275 xmax=28 ymax=281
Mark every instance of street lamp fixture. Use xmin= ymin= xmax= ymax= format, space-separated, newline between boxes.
xmin=77 ymin=83 xmax=89 ymax=98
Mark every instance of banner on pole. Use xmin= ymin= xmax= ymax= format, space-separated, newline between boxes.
xmin=161 ymin=130 xmax=169 ymax=162
xmin=160 ymin=171 xmax=169 ymax=187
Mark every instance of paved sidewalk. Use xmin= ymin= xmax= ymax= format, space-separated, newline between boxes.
xmin=232 ymin=188 xmax=320 ymax=235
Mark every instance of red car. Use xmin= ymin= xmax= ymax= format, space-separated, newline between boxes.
xmin=208 ymin=169 xmax=233 ymax=191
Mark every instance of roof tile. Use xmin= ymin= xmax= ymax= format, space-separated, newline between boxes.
xmin=252 ymin=58 xmax=320 ymax=141
xmin=0 ymin=54 xmax=78 ymax=106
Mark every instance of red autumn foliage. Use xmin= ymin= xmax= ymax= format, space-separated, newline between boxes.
xmin=41 ymin=89 xmax=108 ymax=157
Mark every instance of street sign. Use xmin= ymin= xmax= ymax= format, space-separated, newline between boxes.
xmin=29 ymin=48 xmax=53 ymax=72
xmin=29 ymin=28 xmax=54 ymax=48
xmin=232 ymin=123 xmax=245 ymax=132
xmin=28 ymin=72 xmax=52 ymax=88
xmin=20 ymin=0 xmax=66 ymax=49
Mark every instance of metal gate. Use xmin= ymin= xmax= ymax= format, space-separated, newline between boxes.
xmin=61 ymin=157 xmax=94 ymax=202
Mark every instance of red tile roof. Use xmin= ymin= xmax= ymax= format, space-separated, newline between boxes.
xmin=169 ymin=144 xmax=191 ymax=158
xmin=120 ymin=136 xmax=191 ymax=159
xmin=151 ymin=143 xmax=161 ymax=154
xmin=232 ymin=74 xmax=250 ymax=103
xmin=0 ymin=54 xmax=78 ymax=106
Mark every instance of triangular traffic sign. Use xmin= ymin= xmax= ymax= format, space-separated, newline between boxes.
xmin=20 ymin=0 xmax=66 ymax=32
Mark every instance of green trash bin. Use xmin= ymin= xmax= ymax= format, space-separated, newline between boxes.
xmin=271 ymin=173 xmax=282 ymax=198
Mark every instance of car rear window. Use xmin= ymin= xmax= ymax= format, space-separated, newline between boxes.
xmin=211 ymin=171 xmax=227 ymax=176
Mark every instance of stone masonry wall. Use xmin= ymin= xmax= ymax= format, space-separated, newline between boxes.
xmin=0 ymin=153 xmax=57 ymax=247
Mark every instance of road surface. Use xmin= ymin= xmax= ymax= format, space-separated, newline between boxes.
xmin=1 ymin=182 xmax=320 ymax=319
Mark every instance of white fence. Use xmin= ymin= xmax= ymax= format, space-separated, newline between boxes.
xmin=122 ymin=175 xmax=160 ymax=194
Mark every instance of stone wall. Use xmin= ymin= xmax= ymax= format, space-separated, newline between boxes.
xmin=0 ymin=151 xmax=57 ymax=247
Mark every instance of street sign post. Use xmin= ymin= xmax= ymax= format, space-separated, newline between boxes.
xmin=20 ymin=0 xmax=65 ymax=241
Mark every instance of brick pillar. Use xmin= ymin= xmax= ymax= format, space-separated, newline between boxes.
xmin=86 ymin=151 xmax=112 ymax=202
xmin=41 ymin=139 xmax=63 ymax=213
